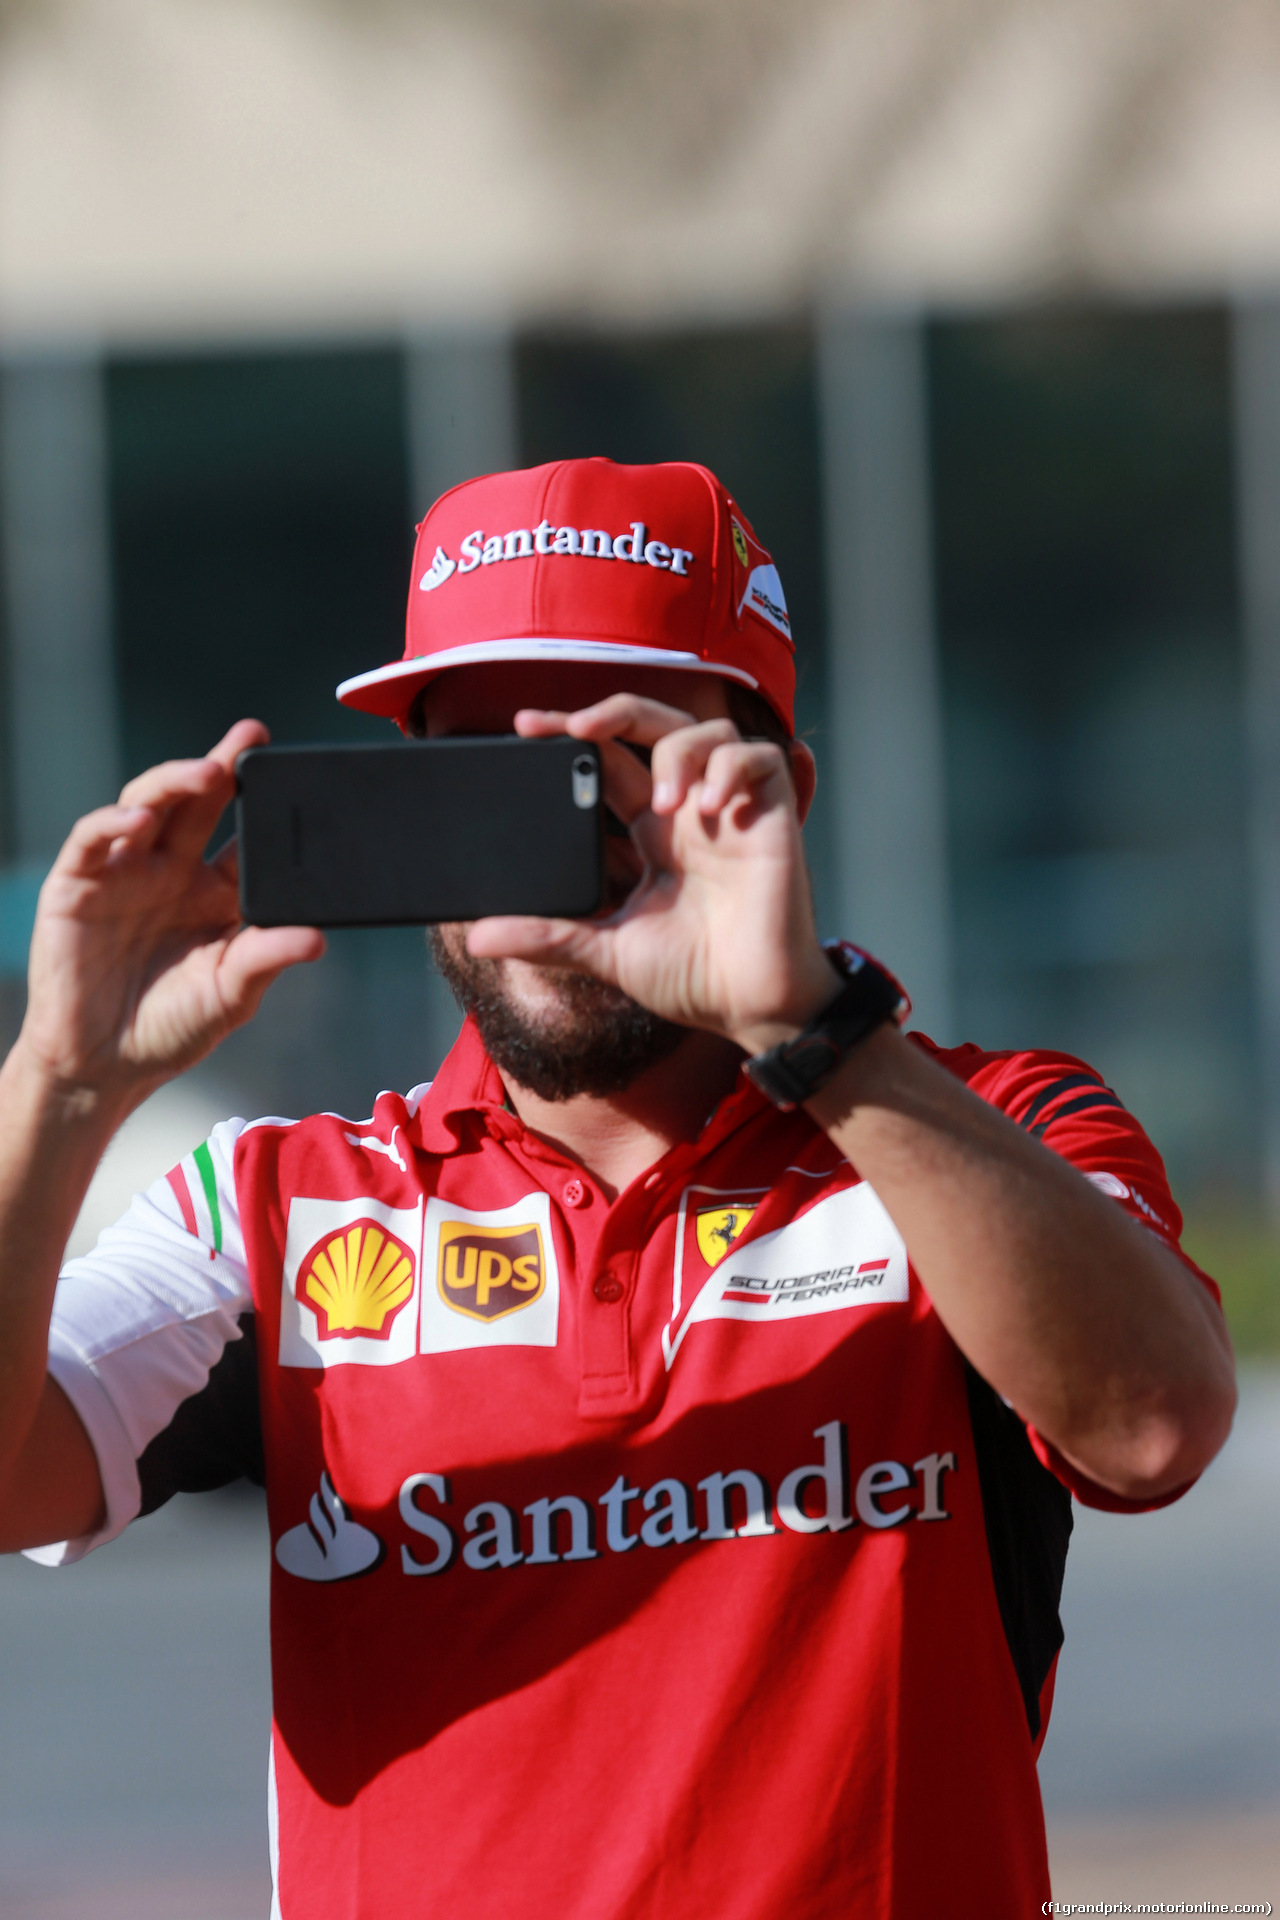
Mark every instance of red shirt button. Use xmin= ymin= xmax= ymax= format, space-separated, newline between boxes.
xmin=592 ymin=1275 xmax=624 ymax=1304
xmin=562 ymin=1178 xmax=587 ymax=1208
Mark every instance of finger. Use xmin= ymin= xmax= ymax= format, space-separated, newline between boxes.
xmin=119 ymin=752 xmax=233 ymax=814
xmin=203 ymin=718 xmax=270 ymax=777
xmin=170 ymin=721 xmax=270 ymax=863
xmin=154 ymin=786 xmax=241 ymax=870
xmin=512 ymin=709 xmax=571 ymax=737
xmin=50 ymin=804 xmax=160 ymax=880
xmin=649 ymin=719 xmax=741 ymax=814
xmin=465 ymin=915 xmax=619 ymax=982
xmin=120 ymin=762 xmax=243 ymax=867
xmin=116 ymin=723 xmax=267 ymax=855
xmin=522 ymin=693 xmax=699 ymax=752
xmin=163 ymin=855 xmax=243 ymax=931
xmin=597 ymin=739 xmax=654 ymax=826
xmin=209 ymin=834 xmax=238 ymax=877
xmin=696 ymin=740 xmax=790 ymax=816
xmin=216 ymin=925 xmax=326 ymax=1022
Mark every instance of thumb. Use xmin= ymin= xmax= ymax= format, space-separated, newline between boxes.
xmin=216 ymin=926 xmax=327 ymax=1023
xmin=465 ymin=915 xmax=618 ymax=983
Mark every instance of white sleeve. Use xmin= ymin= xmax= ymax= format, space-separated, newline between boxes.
xmin=26 ymin=1117 xmax=254 ymax=1567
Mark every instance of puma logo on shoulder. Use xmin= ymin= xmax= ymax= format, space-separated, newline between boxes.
xmin=344 ymin=1128 xmax=407 ymax=1172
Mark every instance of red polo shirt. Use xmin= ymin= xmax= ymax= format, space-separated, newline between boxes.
xmin=38 ymin=1016 xmax=1217 ymax=1917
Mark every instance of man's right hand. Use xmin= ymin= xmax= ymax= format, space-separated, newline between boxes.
xmin=0 ymin=721 xmax=323 ymax=1555
xmin=19 ymin=718 xmax=324 ymax=1109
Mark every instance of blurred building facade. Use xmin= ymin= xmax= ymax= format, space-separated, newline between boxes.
xmin=1 ymin=0 xmax=1280 ymax=1218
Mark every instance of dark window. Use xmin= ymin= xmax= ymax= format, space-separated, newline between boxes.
xmin=931 ymin=308 xmax=1248 ymax=1194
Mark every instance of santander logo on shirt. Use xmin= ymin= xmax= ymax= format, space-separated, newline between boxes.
xmin=275 ymin=1472 xmax=384 ymax=1582
xmin=275 ymin=1425 xmax=959 ymax=1583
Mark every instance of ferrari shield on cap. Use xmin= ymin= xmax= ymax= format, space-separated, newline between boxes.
xmin=336 ymin=457 xmax=797 ymax=733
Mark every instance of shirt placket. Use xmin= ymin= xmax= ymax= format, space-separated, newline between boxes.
xmin=471 ymin=1076 xmax=788 ymax=1421
xmin=487 ymin=1125 xmax=673 ymax=1419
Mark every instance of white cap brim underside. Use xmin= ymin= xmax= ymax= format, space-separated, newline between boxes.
xmin=336 ymin=637 xmax=759 ymax=709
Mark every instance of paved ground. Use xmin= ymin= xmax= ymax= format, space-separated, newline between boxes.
xmin=1041 ymin=1362 xmax=1280 ymax=1908
xmin=0 ymin=1488 xmax=273 ymax=1918
xmin=1048 ymin=1811 xmax=1279 ymax=1904
xmin=0 ymin=1371 xmax=1275 ymax=1916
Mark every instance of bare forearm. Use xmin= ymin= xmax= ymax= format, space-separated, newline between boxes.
xmin=806 ymin=1025 xmax=1237 ymax=1498
xmin=0 ymin=1038 xmax=130 ymax=1481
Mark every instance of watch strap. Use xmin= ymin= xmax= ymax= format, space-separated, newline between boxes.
xmin=743 ymin=947 xmax=907 ymax=1110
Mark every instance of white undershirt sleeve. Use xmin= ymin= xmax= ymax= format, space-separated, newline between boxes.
xmin=25 ymin=1117 xmax=255 ymax=1567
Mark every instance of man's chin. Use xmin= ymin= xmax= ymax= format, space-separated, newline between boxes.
xmin=428 ymin=928 xmax=687 ymax=1102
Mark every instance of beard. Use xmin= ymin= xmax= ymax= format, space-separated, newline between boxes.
xmin=428 ymin=927 xmax=688 ymax=1101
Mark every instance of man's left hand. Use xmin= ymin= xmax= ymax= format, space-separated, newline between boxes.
xmin=465 ymin=692 xmax=839 ymax=1050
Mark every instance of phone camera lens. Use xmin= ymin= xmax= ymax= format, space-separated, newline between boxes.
xmin=571 ymin=755 xmax=599 ymax=810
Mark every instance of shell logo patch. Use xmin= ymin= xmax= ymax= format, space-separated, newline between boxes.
xmin=695 ymin=1204 xmax=757 ymax=1270
xmin=279 ymin=1195 xmax=423 ymax=1369
xmin=421 ymin=1191 xmax=560 ymax=1352
xmin=438 ymin=1220 xmax=546 ymax=1322
xmin=300 ymin=1220 xmax=416 ymax=1341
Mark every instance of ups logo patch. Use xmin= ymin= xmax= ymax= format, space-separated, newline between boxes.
xmin=438 ymin=1220 xmax=546 ymax=1322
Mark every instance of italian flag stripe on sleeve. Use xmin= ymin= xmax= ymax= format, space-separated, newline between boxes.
xmin=156 ymin=1120 xmax=247 ymax=1267
xmin=168 ymin=1140 xmax=226 ymax=1255
xmin=192 ymin=1140 xmax=224 ymax=1255
xmin=166 ymin=1166 xmax=199 ymax=1238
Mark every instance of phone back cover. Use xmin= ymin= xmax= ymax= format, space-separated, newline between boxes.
xmin=236 ymin=738 xmax=602 ymax=926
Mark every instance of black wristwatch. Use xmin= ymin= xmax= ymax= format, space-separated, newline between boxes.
xmin=743 ymin=945 xmax=907 ymax=1110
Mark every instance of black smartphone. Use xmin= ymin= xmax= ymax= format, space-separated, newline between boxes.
xmin=235 ymin=737 xmax=603 ymax=927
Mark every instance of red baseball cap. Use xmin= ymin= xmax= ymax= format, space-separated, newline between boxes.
xmin=336 ymin=457 xmax=796 ymax=732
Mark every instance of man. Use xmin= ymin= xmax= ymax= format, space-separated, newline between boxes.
xmin=0 ymin=457 xmax=1235 ymax=1916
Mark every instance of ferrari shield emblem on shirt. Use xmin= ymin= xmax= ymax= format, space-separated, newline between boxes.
xmin=695 ymin=1204 xmax=757 ymax=1270
xmin=666 ymin=1186 xmax=770 ymax=1366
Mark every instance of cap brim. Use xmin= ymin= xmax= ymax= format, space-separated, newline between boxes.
xmin=336 ymin=637 xmax=760 ymax=719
